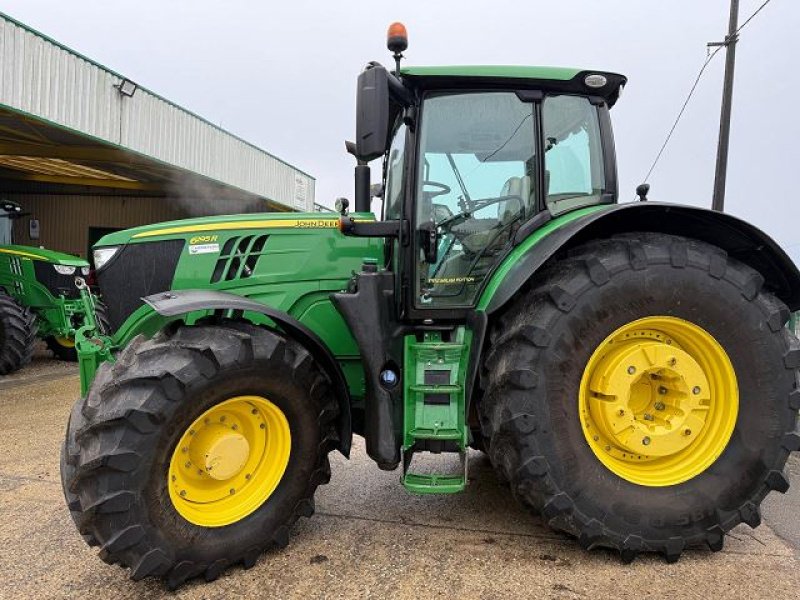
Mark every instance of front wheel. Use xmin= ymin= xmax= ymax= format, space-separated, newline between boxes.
xmin=61 ymin=321 xmax=339 ymax=588
xmin=480 ymin=233 xmax=799 ymax=562
xmin=0 ymin=290 xmax=37 ymax=374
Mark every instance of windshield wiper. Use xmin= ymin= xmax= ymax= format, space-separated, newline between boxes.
xmin=446 ymin=153 xmax=472 ymax=210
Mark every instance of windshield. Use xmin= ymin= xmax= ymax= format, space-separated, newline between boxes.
xmin=414 ymin=91 xmax=537 ymax=307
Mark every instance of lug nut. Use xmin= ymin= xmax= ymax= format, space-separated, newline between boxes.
xmin=684 ymin=429 xmax=692 ymax=436
xmin=593 ymin=435 xmax=599 ymax=441
xmin=232 ymin=424 xmax=238 ymax=430
xmin=189 ymin=429 xmax=195 ymax=436
xmin=251 ymin=408 xmax=258 ymax=415
xmin=230 ymin=489 xmax=236 ymax=495
xmin=627 ymin=366 xmax=636 ymax=375
xmin=220 ymin=416 xmax=226 ymax=422
xmin=658 ymin=386 xmax=668 ymax=395
xmin=692 ymin=386 xmax=701 ymax=395
xmin=605 ymin=445 xmax=611 ymax=451
xmin=181 ymin=447 xmax=188 ymax=453
xmin=642 ymin=437 xmax=651 ymax=446
xmin=260 ymin=423 xmax=266 ymax=429
xmin=179 ymin=490 xmax=187 ymax=497
xmin=668 ymin=357 xmax=676 ymax=366
xmin=644 ymin=414 xmax=654 ymax=421
xmin=618 ymin=409 xmax=625 ymax=416
xmin=655 ymin=402 xmax=665 ymax=411
xmin=184 ymin=461 xmax=191 ymax=468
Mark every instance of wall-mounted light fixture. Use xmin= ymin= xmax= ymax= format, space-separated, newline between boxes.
xmin=115 ymin=78 xmax=137 ymax=97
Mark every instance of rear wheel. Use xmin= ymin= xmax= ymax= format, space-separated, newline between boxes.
xmin=61 ymin=321 xmax=339 ymax=588
xmin=0 ymin=290 xmax=37 ymax=375
xmin=480 ymin=233 xmax=800 ymax=562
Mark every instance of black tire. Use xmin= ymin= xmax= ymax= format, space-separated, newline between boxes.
xmin=0 ymin=290 xmax=37 ymax=375
xmin=46 ymin=301 xmax=111 ymax=362
xmin=61 ymin=321 xmax=339 ymax=588
xmin=479 ymin=233 xmax=800 ymax=562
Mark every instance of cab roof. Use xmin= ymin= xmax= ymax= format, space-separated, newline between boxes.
xmin=400 ymin=65 xmax=627 ymax=107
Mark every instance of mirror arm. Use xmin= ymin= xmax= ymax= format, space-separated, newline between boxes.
xmin=339 ymin=218 xmax=408 ymax=239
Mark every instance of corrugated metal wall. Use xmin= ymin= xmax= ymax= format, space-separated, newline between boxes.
xmin=0 ymin=13 xmax=315 ymax=210
xmin=9 ymin=194 xmax=184 ymax=257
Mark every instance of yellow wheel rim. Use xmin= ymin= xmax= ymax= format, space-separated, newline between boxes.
xmin=55 ymin=336 xmax=75 ymax=348
xmin=579 ymin=316 xmax=738 ymax=487
xmin=168 ymin=395 xmax=291 ymax=527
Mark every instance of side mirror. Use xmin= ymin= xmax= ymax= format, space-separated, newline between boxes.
xmin=636 ymin=183 xmax=650 ymax=202
xmin=356 ymin=64 xmax=390 ymax=162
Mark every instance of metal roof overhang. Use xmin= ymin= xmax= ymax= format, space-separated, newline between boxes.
xmin=0 ymin=12 xmax=315 ymax=210
xmin=0 ymin=104 xmax=287 ymax=208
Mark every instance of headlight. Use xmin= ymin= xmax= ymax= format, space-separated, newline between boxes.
xmin=80 ymin=266 xmax=90 ymax=276
xmin=93 ymin=246 xmax=119 ymax=271
xmin=53 ymin=265 xmax=76 ymax=276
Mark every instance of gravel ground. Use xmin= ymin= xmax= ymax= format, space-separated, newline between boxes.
xmin=1 ymin=357 xmax=798 ymax=599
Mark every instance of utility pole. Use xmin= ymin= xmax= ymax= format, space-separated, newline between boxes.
xmin=710 ymin=0 xmax=740 ymax=212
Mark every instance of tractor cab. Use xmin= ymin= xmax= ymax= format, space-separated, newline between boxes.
xmin=341 ymin=35 xmax=626 ymax=318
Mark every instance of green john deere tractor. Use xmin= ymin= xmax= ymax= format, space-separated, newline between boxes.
xmin=0 ymin=201 xmax=106 ymax=373
xmin=62 ymin=25 xmax=800 ymax=588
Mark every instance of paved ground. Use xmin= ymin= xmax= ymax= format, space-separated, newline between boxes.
xmin=1 ymin=350 xmax=799 ymax=599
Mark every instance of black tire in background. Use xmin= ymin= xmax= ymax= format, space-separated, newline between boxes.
xmin=46 ymin=301 xmax=111 ymax=362
xmin=0 ymin=290 xmax=37 ymax=375
xmin=479 ymin=233 xmax=800 ymax=562
xmin=61 ymin=321 xmax=339 ymax=588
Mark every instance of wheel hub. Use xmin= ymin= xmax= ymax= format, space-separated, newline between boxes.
xmin=579 ymin=317 xmax=738 ymax=487
xmin=168 ymin=395 xmax=291 ymax=527
xmin=189 ymin=425 xmax=251 ymax=481
xmin=588 ymin=339 xmax=710 ymax=457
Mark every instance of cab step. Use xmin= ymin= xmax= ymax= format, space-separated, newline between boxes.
xmin=401 ymin=328 xmax=471 ymax=494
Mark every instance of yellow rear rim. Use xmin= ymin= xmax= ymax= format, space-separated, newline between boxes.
xmin=55 ymin=336 xmax=75 ymax=348
xmin=579 ymin=316 xmax=738 ymax=487
xmin=168 ymin=395 xmax=291 ymax=527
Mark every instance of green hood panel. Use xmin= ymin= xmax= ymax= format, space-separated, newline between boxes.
xmin=96 ymin=212 xmax=348 ymax=246
xmin=0 ymin=245 xmax=87 ymax=266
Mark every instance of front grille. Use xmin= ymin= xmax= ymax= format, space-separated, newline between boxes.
xmin=210 ymin=234 xmax=269 ymax=283
xmin=33 ymin=262 xmax=81 ymax=299
xmin=96 ymin=239 xmax=184 ymax=331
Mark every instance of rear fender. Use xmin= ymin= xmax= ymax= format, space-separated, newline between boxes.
xmin=479 ymin=202 xmax=800 ymax=314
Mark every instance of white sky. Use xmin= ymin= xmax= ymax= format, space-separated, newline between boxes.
xmin=2 ymin=0 xmax=798 ymax=264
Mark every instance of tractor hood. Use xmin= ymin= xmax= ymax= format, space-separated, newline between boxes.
xmin=95 ymin=212 xmax=343 ymax=247
xmin=92 ymin=211 xmax=381 ymax=339
xmin=0 ymin=244 xmax=88 ymax=266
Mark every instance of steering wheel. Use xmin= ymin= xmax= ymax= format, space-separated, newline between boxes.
xmin=422 ymin=181 xmax=451 ymax=199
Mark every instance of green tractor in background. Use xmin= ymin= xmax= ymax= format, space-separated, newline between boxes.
xmin=62 ymin=25 xmax=800 ymax=588
xmin=0 ymin=200 xmax=107 ymax=373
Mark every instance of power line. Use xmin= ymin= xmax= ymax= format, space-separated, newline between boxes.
xmin=641 ymin=0 xmax=775 ymax=188
xmin=641 ymin=46 xmax=723 ymax=185
xmin=737 ymin=0 xmax=773 ymax=33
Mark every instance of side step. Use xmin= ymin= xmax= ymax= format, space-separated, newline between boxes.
xmin=401 ymin=328 xmax=471 ymax=494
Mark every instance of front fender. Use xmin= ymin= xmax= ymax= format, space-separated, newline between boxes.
xmin=478 ymin=202 xmax=800 ymax=314
xmin=138 ymin=290 xmax=354 ymax=457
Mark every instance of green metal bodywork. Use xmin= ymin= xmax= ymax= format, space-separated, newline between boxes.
xmin=81 ymin=206 xmax=611 ymax=400
xmin=0 ymin=244 xmax=94 ymax=343
xmin=87 ymin=212 xmax=383 ymax=398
